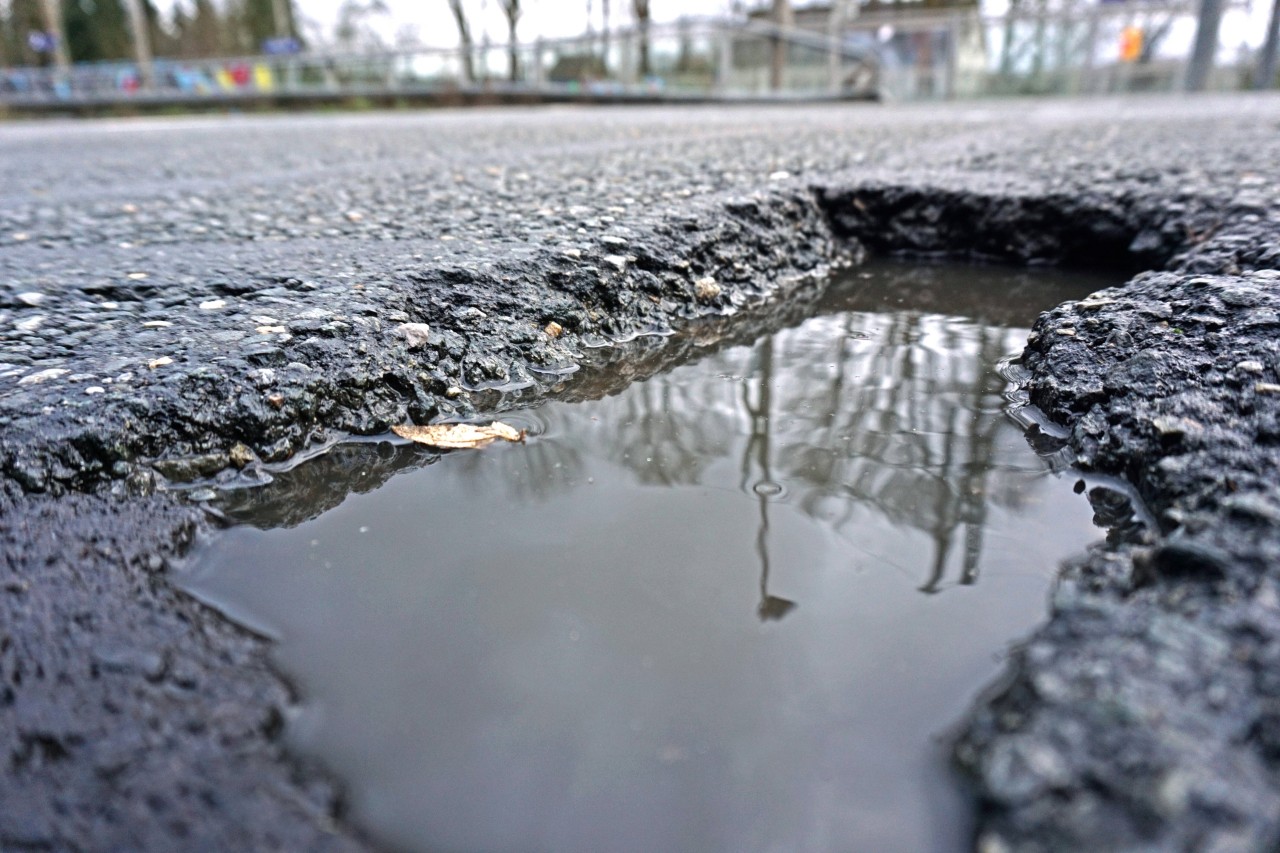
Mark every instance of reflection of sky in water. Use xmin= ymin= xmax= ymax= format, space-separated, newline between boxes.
xmin=181 ymin=262 xmax=1109 ymax=853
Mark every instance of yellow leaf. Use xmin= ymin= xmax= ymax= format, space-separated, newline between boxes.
xmin=392 ymin=421 xmax=526 ymax=450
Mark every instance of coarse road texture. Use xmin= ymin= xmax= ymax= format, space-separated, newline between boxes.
xmin=2 ymin=97 xmax=1280 ymax=851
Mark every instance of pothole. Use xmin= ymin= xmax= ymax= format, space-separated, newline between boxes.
xmin=177 ymin=258 xmax=1134 ymax=852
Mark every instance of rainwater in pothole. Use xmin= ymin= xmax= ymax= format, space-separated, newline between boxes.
xmin=179 ymin=260 xmax=1126 ymax=853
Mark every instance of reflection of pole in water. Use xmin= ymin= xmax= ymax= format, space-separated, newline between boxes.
xmin=915 ymin=323 xmax=1008 ymax=593
xmin=742 ymin=336 xmax=797 ymax=622
xmin=755 ymin=488 xmax=795 ymax=621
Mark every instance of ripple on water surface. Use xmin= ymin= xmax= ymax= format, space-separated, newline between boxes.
xmin=181 ymin=260 xmax=1123 ymax=853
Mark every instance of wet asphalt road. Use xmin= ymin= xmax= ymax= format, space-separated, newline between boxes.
xmin=3 ymin=96 xmax=1280 ymax=851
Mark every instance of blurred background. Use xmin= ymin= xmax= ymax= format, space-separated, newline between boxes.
xmin=0 ymin=0 xmax=1275 ymax=107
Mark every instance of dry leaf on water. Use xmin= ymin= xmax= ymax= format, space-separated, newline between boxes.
xmin=392 ymin=421 xmax=526 ymax=450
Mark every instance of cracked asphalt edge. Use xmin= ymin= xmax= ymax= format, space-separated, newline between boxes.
xmin=2 ymin=106 xmax=1280 ymax=850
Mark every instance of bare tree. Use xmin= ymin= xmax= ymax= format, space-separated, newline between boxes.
xmin=122 ymin=0 xmax=154 ymax=87
xmin=769 ymin=0 xmax=793 ymax=91
xmin=1185 ymin=0 xmax=1225 ymax=91
xmin=36 ymin=0 xmax=70 ymax=71
xmin=1257 ymin=0 xmax=1280 ymax=89
xmin=499 ymin=0 xmax=519 ymax=82
xmin=270 ymin=0 xmax=291 ymax=38
xmin=601 ymin=0 xmax=610 ymax=66
xmin=448 ymin=0 xmax=476 ymax=83
xmin=335 ymin=0 xmax=389 ymax=51
xmin=632 ymin=0 xmax=650 ymax=76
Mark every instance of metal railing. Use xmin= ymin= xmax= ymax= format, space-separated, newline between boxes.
xmin=0 ymin=19 xmax=879 ymax=108
xmin=0 ymin=7 xmax=1271 ymax=109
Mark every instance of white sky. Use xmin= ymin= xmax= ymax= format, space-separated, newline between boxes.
xmin=290 ymin=0 xmax=740 ymax=49
xmin=151 ymin=0 xmax=1270 ymax=55
xmin=290 ymin=0 xmax=1269 ymax=53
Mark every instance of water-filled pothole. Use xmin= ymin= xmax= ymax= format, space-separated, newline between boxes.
xmin=180 ymin=259 xmax=1124 ymax=852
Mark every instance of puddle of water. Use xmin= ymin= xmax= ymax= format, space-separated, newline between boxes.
xmin=180 ymin=260 xmax=1117 ymax=853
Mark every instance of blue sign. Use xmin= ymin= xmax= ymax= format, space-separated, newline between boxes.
xmin=262 ymin=37 xmax=301 ymax=55
xmin=27 ymin=31 xmax=55 ymax=53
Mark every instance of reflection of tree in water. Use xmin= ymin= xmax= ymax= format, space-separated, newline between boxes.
xmin=577 ymin=307 xmax=1039 ymax=596
xmin=219 ymin=278 xmax=831 ymax=528
xmin=767 ymin=311 xmax=1021 ymax=593
xmin=221 ymin=263 xmax=1099 ymax=599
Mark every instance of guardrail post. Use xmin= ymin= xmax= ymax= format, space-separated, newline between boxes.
xmin=620 ymin=30 xmax=635 ymax=85
xmin=532 ymin=39 xmax=544 ymax=89
xmin=716 ymin=27 xmax=733 ymax=93
xmin=826 ymin=0 xmax=846 ymax=93
xmin=1078 ymin=8 xmax=1099 ymax=94
xmin=770 ymin=0 xmax=793 ymax=91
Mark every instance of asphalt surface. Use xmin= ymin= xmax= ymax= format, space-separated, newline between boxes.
xmin=2 ymin=96 xmax=1280 ymax=851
